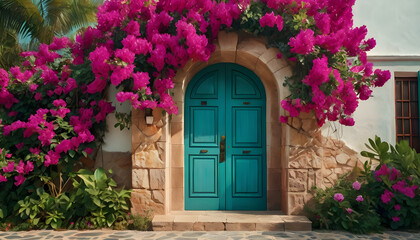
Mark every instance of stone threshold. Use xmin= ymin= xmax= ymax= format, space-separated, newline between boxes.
xmin=152 ymin=211 xmax=311 ymax=231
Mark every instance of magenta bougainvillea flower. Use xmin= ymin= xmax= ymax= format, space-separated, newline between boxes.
xmin=0 ymin=0 xmax=391 ymax=186
xmin=356 ymin=195 xmax=364 ymax=202
xmin=381 ymin=189 xmax=394 ymax=204
xmin=289 ymin=29 xmax=315 ymax=55
xmin=346 ymin=208 xmax=353 ymax=214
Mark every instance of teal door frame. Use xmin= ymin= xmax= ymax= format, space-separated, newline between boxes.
xmin=184 ymin=63 xmax=266 ymax=210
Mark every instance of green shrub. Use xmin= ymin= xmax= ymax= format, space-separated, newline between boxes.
xmin=306 ymin=173 xmax=382 ymax=234
xmin=3 ymin=167 xmax=131 ymax=230
xmin=361 ymin=136 xmax=420 ymax=229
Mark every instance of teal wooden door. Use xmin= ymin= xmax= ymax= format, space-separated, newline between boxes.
xmin=185 ymin=63 xmax=266 ymax=210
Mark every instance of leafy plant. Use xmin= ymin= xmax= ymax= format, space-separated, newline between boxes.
xmin=307 ymin=136 xmax=420 ymax=233
xmin=127 ymin=214 xmax=152 ymax=231
xmin=6 ymin=168 xmax=131 ymax=230
xmin=306 ymin=172 xmax=382 ymax=234
xmin=70 ymin=168 xmax=131 ymax=228
xmin=361 ymin=135 xmax=420 ymax=186
xmin=361 ymin=136 xmax=420 ymax=229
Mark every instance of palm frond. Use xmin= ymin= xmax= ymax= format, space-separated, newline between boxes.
xmin=0 ymin=0 xmax=43 ymax=39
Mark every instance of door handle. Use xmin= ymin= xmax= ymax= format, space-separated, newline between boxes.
xmin=243 ymin=150 xmax=251 ymax=154
xmin=220 ymin=135 xmax=226 ymax=163
xmin=200 ymin=150 xmax=208 ymax=153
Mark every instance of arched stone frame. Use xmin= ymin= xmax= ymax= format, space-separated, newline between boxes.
xmin=168 ymin=31 xmax=293 ymax=213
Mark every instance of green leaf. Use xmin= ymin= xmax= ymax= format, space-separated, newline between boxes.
xmin=33 ymin=217 xmax=40 ymax=225
xmin=341 ymin=220 xmax=349 ymax=229
xmin=94 ymin=167 xmax=108 ymax=188
xmin=106 ymin=213 xmax=116 ymax=227
xmin=0 ymin=209 xmax=3 ymax=219
xmin=69 ymin=150 xmax=76 ymax=158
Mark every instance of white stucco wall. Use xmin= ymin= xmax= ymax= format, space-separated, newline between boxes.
xmin=353 ymin=0 xmax=420 ymax=56
xmin=333 ymin=0 xmax=420 ymax=153
xmin=101 ymin=86 xmax=132 ymax=152
xmin=323 ymin=62 xmax=420 ymax=153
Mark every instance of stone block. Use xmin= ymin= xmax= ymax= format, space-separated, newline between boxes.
xmin=204 ymin=222 xmax=225 ymax=231
xmin=236 ymin=51 xmax=258 ymax=71
xmin=132 ymin=169 xmax=149 ymax=189
xmin=301 ymin=118 xmax=319 ymax=133
xmin=218 ymin=31 xmax=238 ymax=52
xmin=288 ymin=127 xmax=311 ymax=146
xmin=256 ymin=222 xmax=285 ymax=231
xmin=133 ymin=144 xmax=164 ymax=169
xmin=226 ymin=223 xmax=256 ymax=231
xmin=171 ymin=167 xmax=184 ymax=188
xmin=288 ymin=169 xmax=308 ymax=192
xmin=171 ymin=122 xmax=183 ymax=144
xmin=237 ymin=38 xmax=267 ymax=58
xmin=288 ymin=148 xmax=315 ymax=169
xmin=283 ymin=216 xmax=312 ymax=231
xmin=173 ymin=215 xmax=197 ymax=231
xmin=171 ymin=187 xmax=184 ymax=210
xmin=288 ymin=193 xmax=306 ymax=215
xmin=150 ymin=169 xmax=165 ymax=190
xmin=173 ymin=222 xmax=194 ymax=231
xmin=131 ymin=125 xmax=146 ymax=153
xmin=291 ymin=117 xmax=302 ymax=129
xmin=259 ymin=47 xmax=280 ymax=64
xmin=152 ymin=190 xmax=165 ymax=204
xmin=171 ymin=144 xmax=184 ymax=168
xmin=308 ymin=169 xmax=315 ymax=189
xmin=193 ymin=222 xmax=205 ymax=231
xmin=323 ymin=156 xmax=337 ymax=169
xmin=267 ymin=168 xmax=282 ymax=190
xmin=336 ymin=153 xmax=350 ymax=165
xmin=131 ymin=189 xmax=164 ymax=216
xmin=267 ymin=190 xmax=282 ymax=210
xmin=152 ymin=215 xmax=174 ymax=231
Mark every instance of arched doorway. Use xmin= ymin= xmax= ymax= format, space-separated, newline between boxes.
xmin=184 ymin=63 xmax=267 ymax=210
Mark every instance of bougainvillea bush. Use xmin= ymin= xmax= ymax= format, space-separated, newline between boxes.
xmin=307 ymin=137 xmax=420 ymax=232
xmin=0 ymin=0 xmax=390 ymax=228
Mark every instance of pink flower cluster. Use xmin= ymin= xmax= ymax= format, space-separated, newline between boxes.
xmin=334 ymin=193 xmax=344 ymax=202
xmin=278 ymin=0 xmax=390 ymax=126
xmin=375 ymin=164 xmax=418 ymax=206
xmin=0 ymin=0 xmax=392 ymax=186
xmin=0 ymin=158 xmax=34 ymax=186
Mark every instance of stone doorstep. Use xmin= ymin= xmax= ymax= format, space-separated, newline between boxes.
xmin=151 ymin=212 xmax=311 ymax=231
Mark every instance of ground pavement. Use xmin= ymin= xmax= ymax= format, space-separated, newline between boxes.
xmin=0 ymin=230 xmax=420 ymax=240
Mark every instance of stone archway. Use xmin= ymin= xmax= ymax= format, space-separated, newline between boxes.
xmin=168 ymin=31 xmax=292 ymax=213
xmin=130 ymin=30 xmax=365 ymax=216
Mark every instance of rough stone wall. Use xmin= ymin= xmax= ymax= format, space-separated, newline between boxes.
xmin=130 ymin=108 xmax=167 ymax=216
xmin=94 ymin=151 xmax=132 ymax=189
xmin=285 ymin=112 xmax=365 ymax=215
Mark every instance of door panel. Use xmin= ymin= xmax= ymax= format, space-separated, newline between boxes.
xmin=190 ymin=107 xmax=218 ymax=146
xmin=189 ymin=155 xmax=219 ymax=197
xmin=185 ymin=63 xmax=266 ymax=210
xmin=232 ymin=155 xmax=262 ymax=196
xmin=231 ymin=69 xmax=262 ymax=99
xmin=190 ymin=70 xmax=220 ymax=99
xmin=232 ymin=107 xmax=262 ymax=148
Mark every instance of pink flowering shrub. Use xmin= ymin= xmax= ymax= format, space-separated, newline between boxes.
xmin=307 ymin=173 xmax=381 ymax=233
xmin=308 ymin=136 xmax=420 ymax=232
